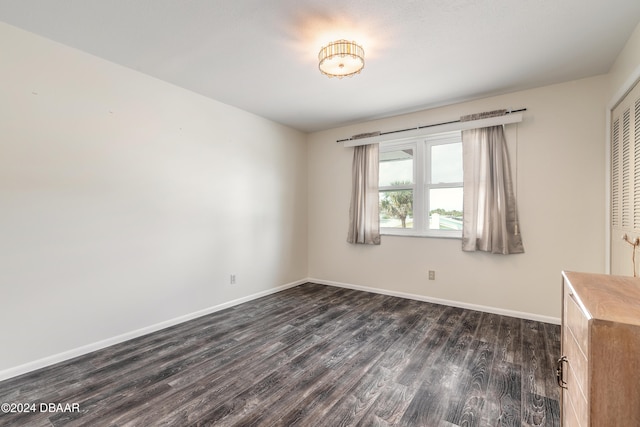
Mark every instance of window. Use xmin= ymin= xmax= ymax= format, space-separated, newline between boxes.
xmin=379 ymin=131 xmax=463 ymax=237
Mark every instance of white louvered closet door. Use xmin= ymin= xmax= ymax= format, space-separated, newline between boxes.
xmin=611 ymin=80 xmax=640 ymax=276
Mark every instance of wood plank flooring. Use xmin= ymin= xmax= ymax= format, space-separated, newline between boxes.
xmin=0 ymin=283 xmax=561 ymax=426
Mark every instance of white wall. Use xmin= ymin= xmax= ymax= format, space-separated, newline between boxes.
xmin=308 ymin=76 xmax=608 ymax=320
xmin=3 ymin=16 xmax=636 ymax=378
xmin=608 ymin=21 xmax=640 ymax=99
xmin=608 ymin=21 xmax=640 ymax=276
xmin=0 ymin=23 xmax=308 ymax=374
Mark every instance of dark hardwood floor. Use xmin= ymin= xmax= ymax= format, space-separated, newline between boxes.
xmin=0 ymin=283 xmax=561 ymax=426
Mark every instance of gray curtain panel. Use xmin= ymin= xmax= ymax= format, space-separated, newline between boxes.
xmin=461 ymin=110 xmax=524 ymax=254
xmin=347 ymin=144 xmax=381 ymax=245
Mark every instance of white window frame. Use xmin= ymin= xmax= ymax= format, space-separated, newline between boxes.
xmin=379 ymin=140 xmax=419 ymax=235
xmin=379 ymin=131 xmax=462 ymax=238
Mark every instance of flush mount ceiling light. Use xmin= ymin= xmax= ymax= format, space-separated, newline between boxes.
xmin=318 ymin=40 xmax=365 ymax=78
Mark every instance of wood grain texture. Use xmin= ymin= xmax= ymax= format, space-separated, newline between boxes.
xmin=562 ymin=271 xmax=640 ymax=325
xmin=562 ymin=272 xmax=640 ymax=426
xmin=0 ymin=283 xmax=560 ymax=426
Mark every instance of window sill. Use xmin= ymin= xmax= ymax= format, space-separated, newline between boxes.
xmin=380 ymin=229 xmax=462 ymax=239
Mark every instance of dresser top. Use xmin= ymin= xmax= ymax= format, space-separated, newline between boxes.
xmin=563 ymin=271 xmax=640 ymax=326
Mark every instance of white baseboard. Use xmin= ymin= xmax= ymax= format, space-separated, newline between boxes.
xmin=1 ymin=277 xmax=559 ymax=382
xmin=0 ymin=279 xmax=305 ymax=382
xmin=309 ymin=278 xmax=561 ymax=325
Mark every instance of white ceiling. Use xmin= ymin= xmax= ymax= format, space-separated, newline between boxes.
xmin=1 ymin=1 xmax=640 ymax=132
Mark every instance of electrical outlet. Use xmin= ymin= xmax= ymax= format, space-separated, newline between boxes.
xmin=230 ymin=274 xmax=236 ymax=284
xmin=428 ymin=270 xmax=435 ymax=280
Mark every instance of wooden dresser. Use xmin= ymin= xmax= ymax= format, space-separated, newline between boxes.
xmin=560 ymin=271 xmax=640 ymax=426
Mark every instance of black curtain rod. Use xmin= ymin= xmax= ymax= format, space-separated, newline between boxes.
xmin=336 ymin=108 xmax=527 ymax=143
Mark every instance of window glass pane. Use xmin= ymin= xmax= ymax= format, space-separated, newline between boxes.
xmin=431 ymin=143 xmax=462 ymax=183
xmin=379 ymin=149 xmax=413 ymax=187
xmin=379 ymin=190 xmax=413 ymax=228
xmin=429 ymin=187 xmax=463 ymax=230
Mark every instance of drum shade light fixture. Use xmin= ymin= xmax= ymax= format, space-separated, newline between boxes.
xmin=318 ymin=40 xmax=365 ymax=78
